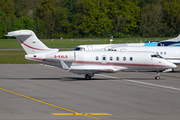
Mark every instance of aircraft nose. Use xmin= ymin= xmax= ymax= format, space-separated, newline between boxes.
xmin=170 ymin=63 xmax=177 ymax=68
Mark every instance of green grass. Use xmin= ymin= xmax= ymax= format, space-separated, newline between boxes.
xmin=0 ymin=49 xmax=73 ymax=64
xmin=0 ymin=50 xmax=36 ymax=64
xmin=0 ymin=37 xmax=171 ymax=48
xmin=0 ymin=37 xmax=173 ymax=64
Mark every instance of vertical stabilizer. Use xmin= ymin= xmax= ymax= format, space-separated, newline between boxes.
xmin=6 ymin=30 xmax=58 ymax=54
xmin=163 ymin=34 xmax=180 ymax=42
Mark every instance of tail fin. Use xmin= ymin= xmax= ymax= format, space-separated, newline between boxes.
xmin=163 ymin=34 xmax=180 ymax=42
xmin=6 ymin=30 xmax=58 ymax=54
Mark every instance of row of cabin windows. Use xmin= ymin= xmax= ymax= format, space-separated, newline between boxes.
xmin=96 ymin=56 xmax=133 ymax=61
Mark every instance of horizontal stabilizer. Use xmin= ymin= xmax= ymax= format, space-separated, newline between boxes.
xmin=6 ymin=30 xmax=32 ymax=37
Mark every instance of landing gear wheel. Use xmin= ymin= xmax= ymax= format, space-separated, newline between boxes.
xmin=155 ymin=71 xmax=160 ymax=80
xmin=85 ymin=74 xmax=91 ymax=80
xmin=155 ymin=76 xmax=160 ymax=80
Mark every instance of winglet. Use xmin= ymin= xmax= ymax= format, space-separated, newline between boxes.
xmin=60 ymin=60 xmax=70 ymax=70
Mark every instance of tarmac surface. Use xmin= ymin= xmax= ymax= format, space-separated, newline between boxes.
xmin=0 ymin=64 xmax=180 ymax=120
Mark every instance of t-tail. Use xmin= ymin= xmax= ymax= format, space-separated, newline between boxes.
xmin=6 ymin=30 xmax=59 ymax=54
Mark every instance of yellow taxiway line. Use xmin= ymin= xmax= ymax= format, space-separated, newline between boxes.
xmin=0 ymin=87 xmax=112 ymax=120
xmin=52 ymin=113 xmax=112 ymax=115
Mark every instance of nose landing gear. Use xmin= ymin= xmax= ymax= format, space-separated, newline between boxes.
xmin=155 ymin=71 xmax=160 ymax=80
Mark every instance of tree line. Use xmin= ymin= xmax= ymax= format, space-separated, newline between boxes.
xmin=0 ymin=0 xmax=180 ymax=39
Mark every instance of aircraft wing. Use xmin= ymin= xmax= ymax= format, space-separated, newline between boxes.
xmin=68 ymin=66 xmax=128 ymax=75
xmin=60 ymin=59 xmax=128 ymax=74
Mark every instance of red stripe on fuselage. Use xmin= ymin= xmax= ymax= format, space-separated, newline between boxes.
xmin=29 ymin=58 xmax=44 ymax=61
xmin=27 ymin=59 xmax=170 ymax=68
xmin=73 ymin=61 xmax=170 ymax=67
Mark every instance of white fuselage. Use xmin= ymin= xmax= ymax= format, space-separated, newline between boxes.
xmin=25 ymin=51 xmax=176 ymax=74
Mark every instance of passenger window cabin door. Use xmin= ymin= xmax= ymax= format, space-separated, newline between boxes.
xmin=102 ymin=55 xmax=107 ymax=64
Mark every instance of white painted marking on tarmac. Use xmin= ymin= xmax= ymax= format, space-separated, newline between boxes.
xmin=97 ymin=74 xmax=180 ymax=91
xmin=125 ymin=79 xmax=180 ymax=91
xmin=96 ymin=74 xmax=118 ymax=79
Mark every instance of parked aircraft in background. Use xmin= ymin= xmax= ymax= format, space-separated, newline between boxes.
xmin=73 ymin=41 xmax=179 ymax=51
xmin=163 ymin=34 xmax=180 ymax=42
xmin=6 ymin=30 xmax=176 ymax=79
xmin=145 ymin=34 xmax=180 ymax=46
xmin=74 ymin=34 xmax=180 ymax=52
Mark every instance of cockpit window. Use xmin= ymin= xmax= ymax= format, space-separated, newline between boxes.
xmin=73 ymin=47 xmax=81 ymax=51
xmin=73 ymin=47 xmax=85 ymax=51
xmin=151 ymin=54 xmax=164 ymax=59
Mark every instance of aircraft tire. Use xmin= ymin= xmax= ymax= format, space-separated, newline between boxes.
xmin=155 ymin=76 xmax=160 ymax=80
xmin=85 ymin=74 xmax=91 ymax=80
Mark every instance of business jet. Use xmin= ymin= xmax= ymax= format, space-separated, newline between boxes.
xmin=74 ymin=35 xmax=180 ymax=52
xmin=146 ymin=34 xmax=180 ymax=46
xmin=6 ymin=30 xmax=176 ymax=80
xmin=163 ymin=34 xmax=180 ymax=42
xmin=73 ymin=42 xmax=177 ymax=51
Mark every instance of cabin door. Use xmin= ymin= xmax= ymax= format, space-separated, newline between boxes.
xmin=102 ymin=55 xmax=107 ymax=64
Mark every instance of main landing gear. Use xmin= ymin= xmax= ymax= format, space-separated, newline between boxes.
xmin=85 ymin=73 xmax=94 ymax=80
xmin=155 ymin=71 xmax=160 ymax=80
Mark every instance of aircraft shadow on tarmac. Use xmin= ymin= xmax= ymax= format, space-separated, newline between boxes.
xmin=0 ymin=77 xmax=114 ymax=81
xmin=62 ymin=77 xmax=111 ymax=81
xmin=0 ymin=73 xmax=179 ymax=81
xmin=30 ymin=77 xmax=111 ymax=81
xmin=0 ymin=77 xmax=108 ymax=81
xmin=30 ymin=77 xmax=158 ymax=81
